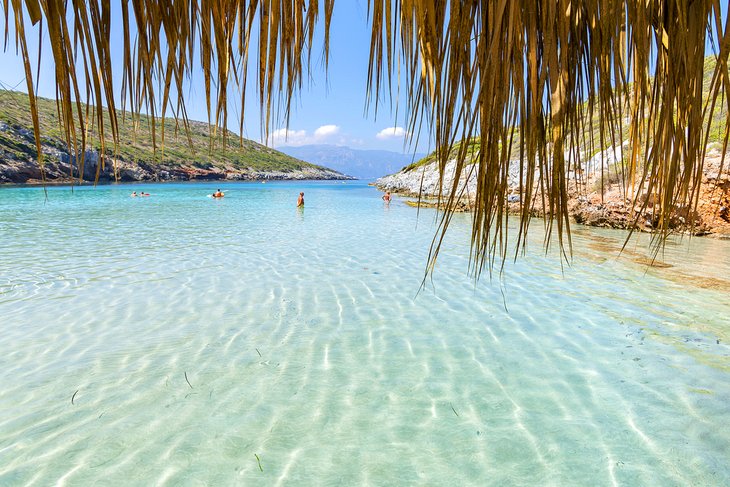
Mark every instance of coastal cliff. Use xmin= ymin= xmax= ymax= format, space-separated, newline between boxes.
xmin=0 ymin=90 xmax=349 ymax=184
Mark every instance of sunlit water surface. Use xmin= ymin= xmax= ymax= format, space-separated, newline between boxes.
xmin=1 ymin=181 xmax=729 ymax=486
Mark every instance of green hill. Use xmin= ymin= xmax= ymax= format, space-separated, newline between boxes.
xmin=0 ymin=90 xmax=348 ymax=183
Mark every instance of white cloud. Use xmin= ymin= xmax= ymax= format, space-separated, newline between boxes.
xmin=376 ymin=126 xmax=409 ymax=140
xmin=314 ymin=124 xmax=340 ymax=137
xmin=269 ymin=124 xmax=343 ymax=146
xmin=268 ymin=128 xmax=308 ymax=146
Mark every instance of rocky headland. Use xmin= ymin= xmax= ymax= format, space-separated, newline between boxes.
xmin=374 ymin=147 xmax=730 ymax=239
xmin=0 ymin=90 xmax=350 ymax=184
xmin=0 ymin=135 xmax=348 ymax=184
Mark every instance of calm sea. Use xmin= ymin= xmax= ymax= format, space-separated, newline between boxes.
xmin=1 ymin=180 xmax=729 ymax=486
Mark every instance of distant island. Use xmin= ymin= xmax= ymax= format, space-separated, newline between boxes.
xmin=0 ymin=90 xmax=349 ymax=184
xmin=277 ymin=144 xmax=426 ymax=180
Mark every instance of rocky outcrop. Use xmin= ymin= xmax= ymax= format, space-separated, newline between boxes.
xmin=374 ymin=148 xmax=730 ymax=238
xmin=375 ymin=159 xmax=479 ymax=197
xmin=375 ymin=158 xmax=528 ymax=200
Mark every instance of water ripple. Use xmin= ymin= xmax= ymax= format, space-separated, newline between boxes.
xmin=0 ymin=182 xmax=728 ymax=485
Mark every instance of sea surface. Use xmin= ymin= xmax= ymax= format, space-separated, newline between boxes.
xmin=0 ymin=180 xmax=729 ymax=486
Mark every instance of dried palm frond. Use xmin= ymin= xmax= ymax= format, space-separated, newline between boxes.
xmin=2 ymin=0 xmax=729 ymax=276
xmin=369 ymin=0 xmax=729 ymax=275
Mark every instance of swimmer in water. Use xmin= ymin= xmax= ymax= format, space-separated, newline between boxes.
xmin=297 ymin=192 xmax=304 ymax=207
xmin=212 ymin=189 xmax=224 ymax=198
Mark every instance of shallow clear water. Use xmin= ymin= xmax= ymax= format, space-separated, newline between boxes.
xmin=0 ymin=180 xmax=729 ymax=486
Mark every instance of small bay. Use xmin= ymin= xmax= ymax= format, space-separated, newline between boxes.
xmin=0 ymin=180 xmax=728 ymax=486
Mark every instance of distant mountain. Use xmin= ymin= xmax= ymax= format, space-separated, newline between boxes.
xmin=277 ymin=144 xmax=426 ymax=179
xmin=0 ymin=90 xmax=347 ymax=184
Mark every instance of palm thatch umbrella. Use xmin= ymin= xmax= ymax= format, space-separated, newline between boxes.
xmin=3 ymin=0 xmax=729 ymax=274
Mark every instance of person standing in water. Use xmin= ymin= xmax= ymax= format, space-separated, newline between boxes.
xmin=297 ymin=192 xmax=305 ymax=207
xmin=382 ymin=191 xmax=391 ymax=202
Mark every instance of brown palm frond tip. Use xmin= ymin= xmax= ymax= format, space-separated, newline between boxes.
xmin=3 ymin=1 xmax=729 ymax=275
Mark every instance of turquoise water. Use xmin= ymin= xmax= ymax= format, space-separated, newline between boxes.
xmin=1 ymin=180 xmax=729 ymax=486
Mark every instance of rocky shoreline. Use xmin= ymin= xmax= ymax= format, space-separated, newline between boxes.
xmin=0 ymin=153 xmax=349 ymax=185
xmin=374 ymin=151 xmax=730 ymax=239
xmin=0 ymin=147 xmax=349 ymax=184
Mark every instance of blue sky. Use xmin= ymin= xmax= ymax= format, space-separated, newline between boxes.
xmin=1 ymin=2 xmax=727 ymax=155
